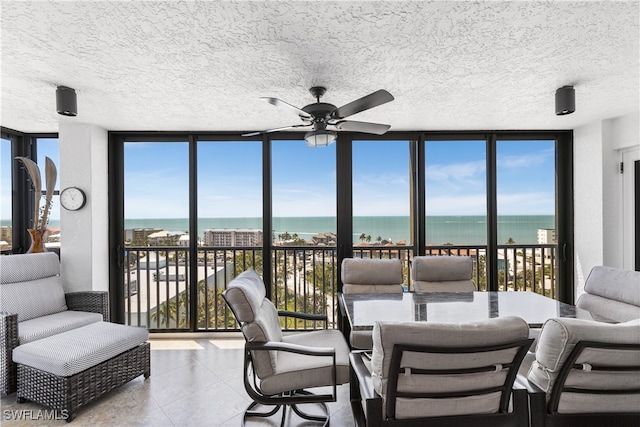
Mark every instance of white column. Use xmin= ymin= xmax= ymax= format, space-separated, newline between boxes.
xmin=58 ymin=122 xmax=109 ymax=292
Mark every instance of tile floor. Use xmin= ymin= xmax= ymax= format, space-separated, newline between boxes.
xmin=1 ymin=337 xmax=355 ymax=427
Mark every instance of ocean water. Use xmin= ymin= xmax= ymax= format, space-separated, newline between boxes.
xmin=118 ymin=216 xmax=554 ymax=245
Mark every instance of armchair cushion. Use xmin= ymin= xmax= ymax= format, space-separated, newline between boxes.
xmin=528 ymin=317 xmax=640 ymax=413
xmin=576 ymin=266 xmax=640 ymax=322
xmin=0 ymin=253 xmax=68 ymax=322
xmin=341 ymin=258 xmax=404 ymax=294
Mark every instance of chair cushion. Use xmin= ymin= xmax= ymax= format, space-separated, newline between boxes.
xmin=0 ymin=254 xmax=68 ymax=322
xmin=528 ymin=317 xmax=640 ymax=414
xmin=224 ymin=270 xmax=282 ymax=378
xmin=350 ymin=330 xmax=374 ymax=349
xmin=258 ymin=329 xmax=350 ymax=395
xmin=341 ymin=258 xmax=404 ymax=291
xmin=583 ymin=266 xmax=640 ymax=306
xmin=18 ymin=310 xmax=104 ymax=344
xmin=413 ymin=280 xmax=476 ymax=293
xmin=223 ymin=270 xmax=266 ymax=323
xmin=0 ymin=253 xmax=60 ymax=284
xmin=13 ymin=321 xmax=148 ymax=377
xmin=342 ymin=284 xmax=404 ymax=294
xmin=576 ymin=293 xmax=640 ymax=322
xmin=371 ymin=316 xmax=529 ymax=418
xmin=411 ymin=256 xmax=473 ymax=282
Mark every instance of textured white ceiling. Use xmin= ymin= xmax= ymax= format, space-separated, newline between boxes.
xmin=1 ymin=1 xmax=638 ymax=134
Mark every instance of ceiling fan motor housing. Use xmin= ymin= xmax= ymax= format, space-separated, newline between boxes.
xmin=301 ymin=102 xmax=337 ymax=121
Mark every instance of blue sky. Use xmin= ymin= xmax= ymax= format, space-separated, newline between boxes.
xmin=123 ymin=138 xmax=555 ymax=219
xmin=1 ymin=137 xmax=555 ymax=221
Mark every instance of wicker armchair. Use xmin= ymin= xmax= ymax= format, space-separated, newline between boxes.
xmin=0 ymin=253 xmax=109 ymax=395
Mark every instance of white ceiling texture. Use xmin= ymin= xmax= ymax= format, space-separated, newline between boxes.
xmin=1 ymin=1 xmax=638 ymax=134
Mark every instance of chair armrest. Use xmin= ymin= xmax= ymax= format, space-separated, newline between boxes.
xmin=349 ymin=351 xmax=377 ymax=400
xmin=246 ymin=340 xmax=335 ymax=357
xmin=0 ymin=312 xmax=19 ymax=394
xmin=515 ymin=373 xmax=547 ymax=427
xmin=278 ymin=310 xmax=328 ymax=329
xmin=65 ymin=291 xmax=110 ymax=321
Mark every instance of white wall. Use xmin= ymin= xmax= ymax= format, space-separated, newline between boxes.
xmin=59 ymin=122 xmax=109 ymax=293
xmin=573 ymin=112 xmax=639 ymax=295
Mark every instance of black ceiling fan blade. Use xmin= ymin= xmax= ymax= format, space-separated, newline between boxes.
xmin=261 ymin=97 xmax=312 ymax=119
xmin=332 ymin=89 xmax=394 ymax=119
xmin=335 ymin=120 xmax=391 ymax=135
xmin=242 ymin=124 xmax=310 ymax=137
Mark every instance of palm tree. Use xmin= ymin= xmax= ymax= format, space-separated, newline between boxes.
xmin=506 ymin=237 xmax=516 ymax=245
xmin=359 ymin=233 xmax=366 ymax=243
xmin=366 ymin=235 xmax=372 ymax=243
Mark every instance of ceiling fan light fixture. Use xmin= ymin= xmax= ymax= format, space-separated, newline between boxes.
xmin=305 ymin=130 xmax=337 ymax=147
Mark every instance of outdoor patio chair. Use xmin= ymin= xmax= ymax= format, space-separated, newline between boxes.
xmin=340 ymin=258 xmax=404 ymax=349
xmin=222 ymin=269 xmax=350 ymax=427
xmin=349 ymin=316 xmax=533 ymax=426
xmin=520 ymin=317 xmax=640 ymax=427
xmin=411 ymin=255 xmax=476 ymax=293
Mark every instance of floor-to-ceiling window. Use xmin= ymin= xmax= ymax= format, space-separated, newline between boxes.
xmin=271 ymin=139 xmax=337 ymax=327
xmin=110 ymin=130 xmax=572 ymax=331
xmin=196 ymin=139 xmax=262 ymax=330
xmin=0 ymin=130 xmax=59 ymax=254
xmin=352 ymin=139 xmax=413 ymax=282
xmin=122 ymin=139 xmax=190 ymax=329
xmin=424 ymin=139 xmax=487 ymax=287
xmin=496 ymin=139 xmax=557 ymax=296
xmin=0 ymin=137 xmax=12 ymax=252
xmin=35 ymin=137 xmax=60 ymax=250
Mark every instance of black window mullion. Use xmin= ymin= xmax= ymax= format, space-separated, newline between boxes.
xmin=336 ymin=132 xmax=352 ymax=292
xmin=486 ymin=135 xmax=498 ymax=291
xmin=262 ymin=136 xmax=272 ymax=298
xmin=188 ymin=135 xmax=198 ymax=331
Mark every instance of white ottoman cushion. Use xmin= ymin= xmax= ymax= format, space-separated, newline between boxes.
xmin=13 ymin=322 xmax=148 ymax=377
xmin=18 ymin=311 xmax=103 ymax=344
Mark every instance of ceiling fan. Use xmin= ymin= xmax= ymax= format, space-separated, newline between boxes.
xmin=242 ymin=87 xmax=394 ymax=146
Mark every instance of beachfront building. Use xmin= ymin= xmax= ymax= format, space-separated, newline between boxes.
xmin=312 ymin=232 xmax=336 ymax=246
xmin=537 ymin=229 xmax=557 ymax=244
xmin=127 ymin=228 xmax=163 ymax=244
xmin=203 ymin=228 xmax=263 ymax=247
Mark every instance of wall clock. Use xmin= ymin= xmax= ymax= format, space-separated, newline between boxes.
xmin=60 ymin=187 xmax=86 ymax=211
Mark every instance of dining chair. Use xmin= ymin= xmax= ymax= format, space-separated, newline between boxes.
xmin=520 ymin=317 xmax=640 ymax=427
xmin=349 ymin=316 xmax=533 ymax=426
xmin=411 ymin=255 xmax=475 ymax=292
xmin=222 ymin=269 xmax=351 ymax=427
xmin=340 ymin=258 xmax=404 ymax=349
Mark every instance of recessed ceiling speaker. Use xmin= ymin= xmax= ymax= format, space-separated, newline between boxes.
xmin=555 ymin=86 xmax=575 ymax=116
xmin=56 ymin=86 xmax=77 ymax=116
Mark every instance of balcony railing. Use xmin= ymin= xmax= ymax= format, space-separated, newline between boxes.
xmin=123 ymin=243 xmax=558 ymax=332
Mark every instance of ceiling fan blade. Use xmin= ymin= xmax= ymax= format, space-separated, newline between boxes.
xmin=335 ymin=120 xmax=391 ymax=135
xmin=332 ymin=89 xmax=394 ymax=119
xmin=261 ymin=97 xmax=312 ymax=119
xmin=242 ymin=124 xmax=310 ymax=137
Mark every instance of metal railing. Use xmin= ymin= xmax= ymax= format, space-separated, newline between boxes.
xmin=123 ymin=243 xmax=558 ymax=332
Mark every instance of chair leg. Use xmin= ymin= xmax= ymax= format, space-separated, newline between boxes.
xmin=242 ymin=401 xmax=282 ymax=426
xmin=243 ymin=392 xmax=330 ymax=427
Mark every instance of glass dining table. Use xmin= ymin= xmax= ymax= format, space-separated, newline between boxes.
xmin=340 ymin=291 xmax=609 ymax=331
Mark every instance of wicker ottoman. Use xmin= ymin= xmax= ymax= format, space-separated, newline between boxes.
xmin=12 ymin=321 xmax=149 ymax=422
